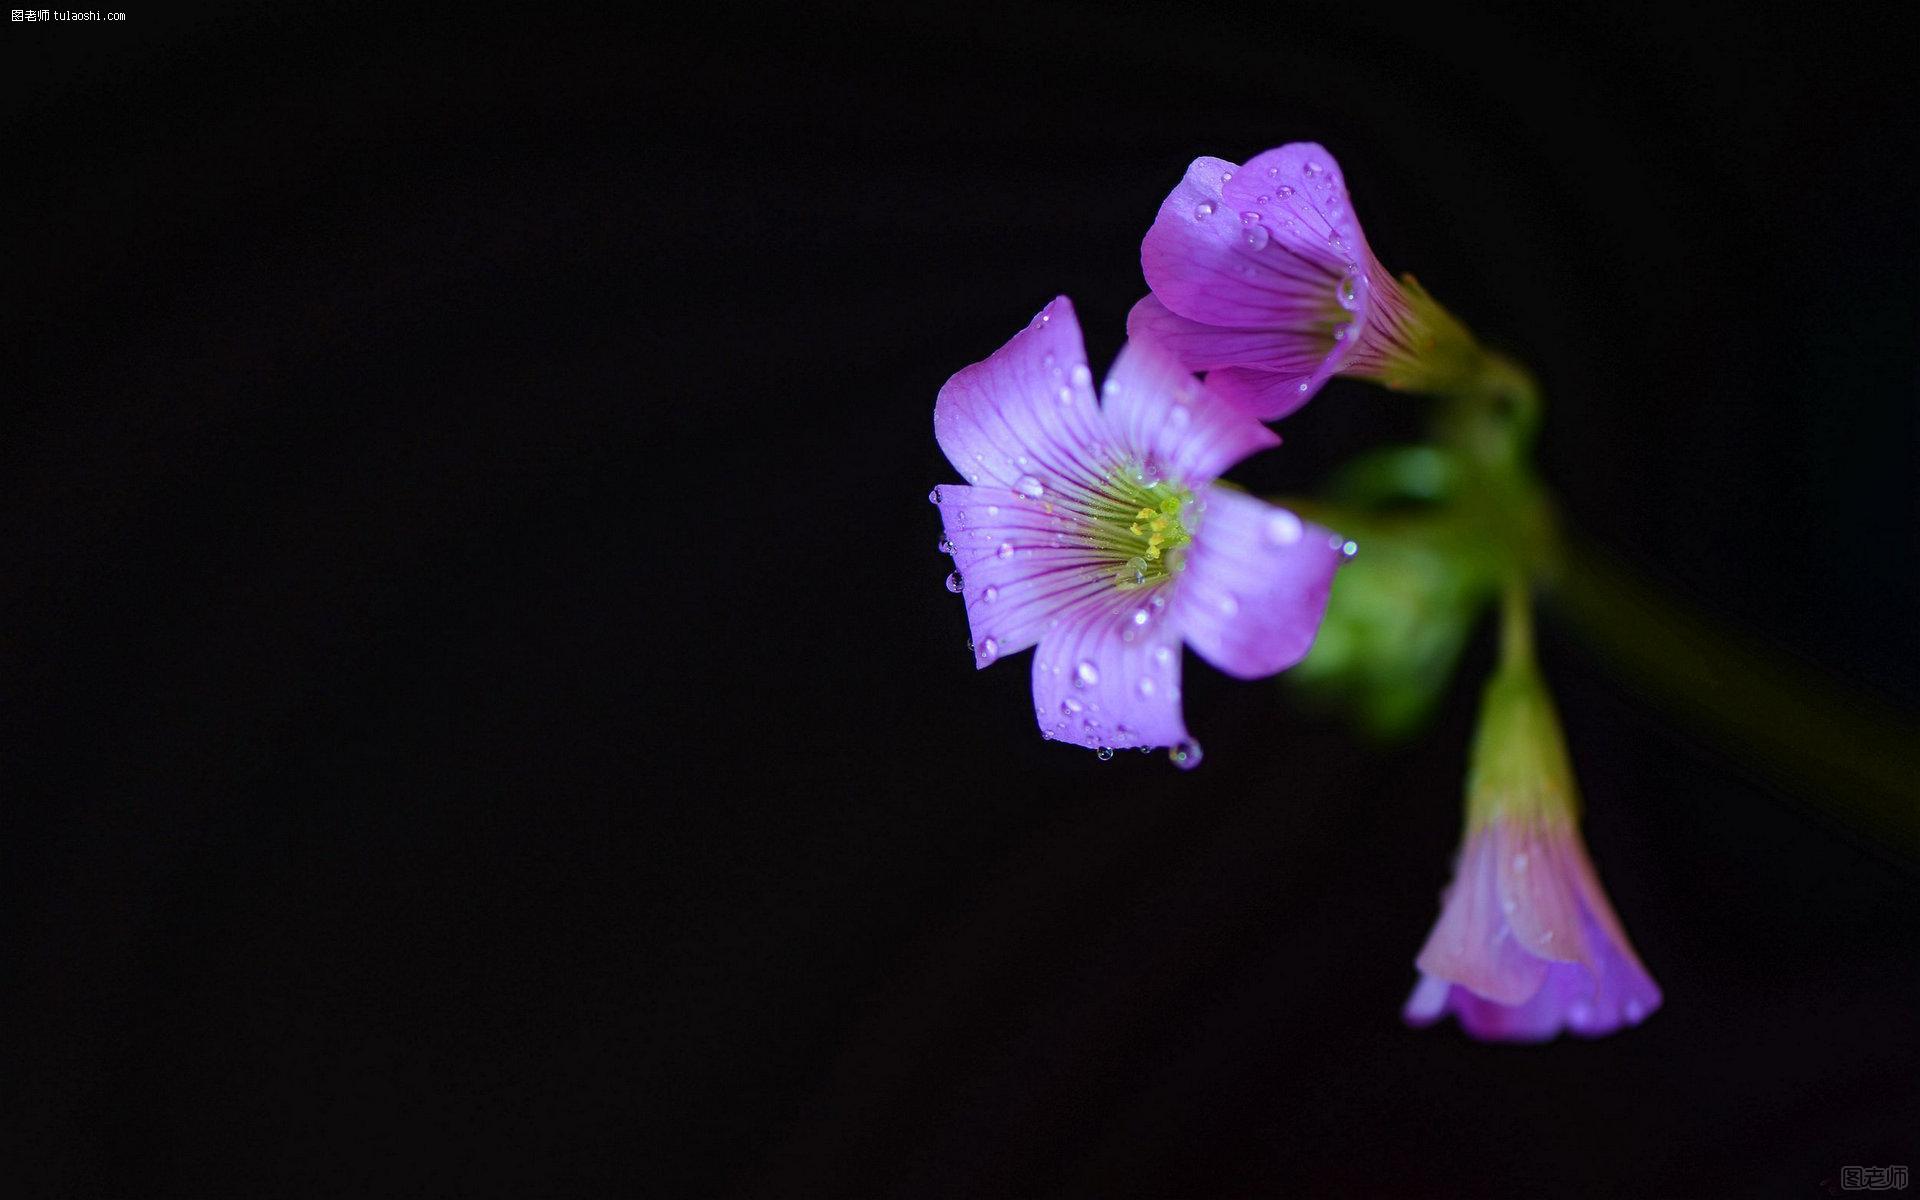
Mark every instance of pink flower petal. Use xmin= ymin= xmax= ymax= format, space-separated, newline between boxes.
xmin=1220 ymin=143 xmax=1369 ymax=279
xmin=1099 ymin=335 xmax=1278 ymax=489
xmin=1126 ymin=295 xmax=1335 ymax=375
xmin=933 ymin=296 xmax=1120 ymax=502
xmin=1144 ymin=154 xmax=1343 ymax=329
xmin=1174 ymin=488 xmax=1342 ymax=680
xmin=1029 ymin=595 xmax=1188 ymax=750
xmin=1413 ymin=829 xmax=1551 ymax=1006
xmin=933 ymin=484 xmax=1113 ymax=667
xmin=1197 ymin=365 xmax=1328 ymax=422
xmin=1495 ymin=822 xmax=1589 ymax=967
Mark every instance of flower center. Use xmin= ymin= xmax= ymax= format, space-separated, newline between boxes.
xmin=1082 ymin=468 xmax=1194 ymax=589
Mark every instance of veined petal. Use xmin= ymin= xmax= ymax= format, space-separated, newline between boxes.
xmin=1099 ymin=335 xmax=1278 ymax=489
xmin=1030 ymin=597 xmax=1188 ymax=750
xmin=934 ymin=484 xmax=1113 ymax=667
xmin=1128 ymin=294 xmax=1339 ymax=379
xmin=1199 ymin=365 xmax=1334 ymax=422
xmin=1176 ymin=488 xmax=1342 ymax=680
xmin=1220 ymin=143 xmax=1370 ymax=281
xmin=1144 ymin=155 xmax=1337 ymax=329
xmin=1142 ymin=148 xmax=1360 ymax=335
xmin=933 ymin=296 xmax=1118 ymax=501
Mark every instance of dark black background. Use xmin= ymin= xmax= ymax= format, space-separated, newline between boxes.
xmin=5 ymin=2 xmax=1917 ymax=1195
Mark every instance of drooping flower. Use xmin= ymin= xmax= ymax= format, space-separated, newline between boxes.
xmin=1404 ymin=648 xmax=1662 ymax=1040
xmin=1131 ymin=143 xmax=1480 ymax=420
xmin=931 ymin=297 xmax=1347 ymax=761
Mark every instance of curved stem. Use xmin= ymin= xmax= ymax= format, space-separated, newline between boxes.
xmin=1545 ymin=538 xmax=1920 ymax=861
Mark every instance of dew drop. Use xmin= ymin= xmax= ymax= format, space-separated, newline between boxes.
xmin=1337 ymin=273 xmax=1359 ymax=309
xmin=982 ymin=585 xmax=998 ymax=602
xmin=1056 ymin=385 xmax=1073 ymax=404
xmin=928 ymin=486 xmax=943 ymax=505
xmin=945 ymin=571 xmax=964 ymax=593
xmin=1130 ymin=607 xmax=1149 ymax=626
xmin=1276 ymin=185 xmax=1294 ymax=199
xmin=937 ymin=536 xmax=955 ymax=554
xmin=1015 ymin=474 xmax=1045 ymax=498
xmin=1303 ymin=161 xmax=1323 ymax=177
xmin=1296 ymin=381 xmax=1310 ymax=394
xmin=1136 ymin=677 xmax=1156 ymax=698
xmin=1217 ymin=594 xmax=1239 ymax=617
xmin=1264 ymin=510 xmax=1303 ymax=546
xmin=1074 ymin=660 xmax=1100 ymax=688
xmin=1341 ymin=540 xmax=1358 ymax=559
xmin=1220 ymin=170 xmax=1233 ymax=183
xmin=1153 ymin=646 xmax=1174 ymax=667
xmin=1243 ymin=224 xmax=1270 ymax=251
xmin=1169 ymin=739 xmax=1204 ymax=770
xmin=1096 ymin=747 xmax=1115 ymax=761
xmin=996 ymin=542 xmax=1015 ymax=560
xmin=978 ymin=637 xmax=999 ymax=663
xmin=1193 ymin=201 xmax=1215 ymax=219
xmin=1060 ymin=697 xmax=1083 ymax=717
xmin=1264 ymin=165 xmax=1280 ymax=180
xmin=1239 ymin=210 xmax=1261 ymax=225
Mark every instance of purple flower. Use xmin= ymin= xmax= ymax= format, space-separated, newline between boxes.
xmin=1132 ymin=143 xmax=1476 ymax=420
xmin=1403 ymin=659 xmax=1662 ymax=1041
xmin=1404 ymin=817 xmax=1663 ymax=1041
xmin=931 ymin=297 xmax=1345 ymax=760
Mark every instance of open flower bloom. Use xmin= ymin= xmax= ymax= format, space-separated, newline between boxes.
xmin=931 ymin=297 xmax=1345 ymax=760
xmin=1131 ymin=143 xmax=1479 ymax=420
xmin=1404 ymin=656 xmax=1662 ymax=1040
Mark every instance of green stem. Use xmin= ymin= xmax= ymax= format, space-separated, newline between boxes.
xmin=1545 ymin=539 xmax=1920 ymax=861
xmin=1499 ymin=574 xmax=1534 ymax=670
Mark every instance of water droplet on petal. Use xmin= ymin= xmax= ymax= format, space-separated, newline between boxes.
xmin=1264 ymin=165 xmax=1280 ymax=180
xmin=1136 ymin=677 xmax=1156 ymax=698
xmin=1264 ymin=510 xmax=1303 ymax=546
xmin=976 ymin=638 xmax=999 ymax=665
xmin=1015 ymin=475 xmax=1045 ymax=498
xmin=982 ymin=586 xmax=998 ymax=602
xmin=1069 ymin=363 xmax=1092 ymax=389
xmin=1341 ymin=540 xmax=1358 ymax=559
xmin=1276 ymin=185 xmax=1294 ymax=199
xmin=928 ymin=486 xmax=943 ymax=505
xmin=1153 ymin=646 xmax=1174 ymax=667
xmin=1169 ymin=739 xmax=1204 ymax=770
xmin=937 ymin=536 xmax=955 ymax=554
xmin=1243 ymin=224 xmax=1270 ymax=251
xmin=1096 ymin=747 xmax=1115 ymax=761
xmin=1239 ymin=210 xmax=1261 ymax=225
xmin=1060 ymin=697 xmax=1083 ymax=717
xmin=1303 ymin=161 xmax=1323 ymax=177
xmin=997 ymin=542 xmax=1015 ymax=560
xmin=1220 ymin=170 xmax=1233 ymax=183
xmin=1074 ymin=660 xmax=1100 ymax=688
xmin=945 ymin=571 xmax=964 ymax=593
xmin=1193 ymin=201 xmax=1215 ymax=219
xmin=1337 ymin=273 xmax=1359 ymax=309
xmin=1130 ymin=608 xmax=1149 ymax=626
